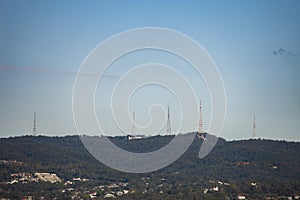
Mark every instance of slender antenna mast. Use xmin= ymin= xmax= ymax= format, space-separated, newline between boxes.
xmin=131 ymin=112 xmax=136 ymax=135
xmin=166 ymin=105 xmax=171 ymax=135
xmin=198 ymin=100 xmax=204 ymax=134
xmin=197 ymin=100 xmax=205 ymax=139
xmin=33 ymin=111 xmax=37 ymax=136
xmin=252 ymin=115 xmax=256 ymax=139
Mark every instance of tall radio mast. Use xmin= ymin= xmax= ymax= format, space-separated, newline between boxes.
xmin=131 ymin=112 xmax=136 ymax=135
xmin=252 ymin=115 xmax=256 ymax=139
xmin=166 ymin=106 xmax=171 ymax=135
xmin=197 ymin=100 xmax=205 ymax=140
xmin=33 ymin=111 xmax=37 ymax=136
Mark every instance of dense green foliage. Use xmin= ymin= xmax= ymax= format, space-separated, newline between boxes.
xmin=0 ymin=134 xmax=299 ymax=199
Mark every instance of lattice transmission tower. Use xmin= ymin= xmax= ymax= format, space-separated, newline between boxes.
xmin=166 ymin=106 xmax=171 ymax=135
xmin=252 ymin=115 xmax=256 ymax=139
xmin=197 ymin=100 xmax=205 ymax=140
xmin=131 ymin=112 xmax=136 ymax=135
xmin=33 ymin=111 xmax=37 ymax=136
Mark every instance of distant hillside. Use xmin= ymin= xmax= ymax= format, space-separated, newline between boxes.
xmin=0 ymin=134 xmax=300 ymax=199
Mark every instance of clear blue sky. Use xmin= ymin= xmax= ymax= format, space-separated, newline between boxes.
xmin=0 ymin=0 xmax=299 ymax=140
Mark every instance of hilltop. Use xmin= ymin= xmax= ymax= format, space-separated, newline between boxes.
xmin=0 ymin=133 xmax=300 ymax=199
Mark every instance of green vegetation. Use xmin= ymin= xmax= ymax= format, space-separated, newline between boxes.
xmin=0 ymin=134 xmax=299 ymax=199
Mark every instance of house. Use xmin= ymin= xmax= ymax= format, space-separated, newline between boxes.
xmin=123 ymin=190 xmax=129 ymax=194
xmin=237 ymin=195 xmax=246 ymax=199
xmin=90 ymin=192 xmax=97 ymax=199
xmin=64 ymin=181 xmax=73 ymax=185
xmin=251 ymin=182 xmax=257 ymax=186
xmin=34 ymin=172 xmax=62 ymax=183
xmin=127 ymin=134 xmax=145 ymax=140
xmin=212 ymin=186 xmax=219 ymax=192
xmin=104 ymin=193 xmax=115 ymax=198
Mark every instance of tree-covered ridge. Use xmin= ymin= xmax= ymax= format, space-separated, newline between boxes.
xmin=0 ymin=134 xmax=299 ymax=199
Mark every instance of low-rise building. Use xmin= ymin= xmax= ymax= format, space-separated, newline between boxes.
xmin=35 ymin=173 xmax=62 ymax=183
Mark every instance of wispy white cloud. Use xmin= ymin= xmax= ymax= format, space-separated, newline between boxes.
xmin=0 ymin=65 xmax=120 ymax=79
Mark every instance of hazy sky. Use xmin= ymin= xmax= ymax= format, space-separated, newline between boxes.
xmin=0 ymin=0 xmax=299 ymax=140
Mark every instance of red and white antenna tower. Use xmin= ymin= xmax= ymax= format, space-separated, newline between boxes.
xmin=197 ymin=100 xmax=205 ymax=139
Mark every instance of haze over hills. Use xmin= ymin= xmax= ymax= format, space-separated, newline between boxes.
xmin=0 ymin=133 xmax=300 ymax=199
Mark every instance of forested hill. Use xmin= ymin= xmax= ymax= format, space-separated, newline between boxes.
xmin=0 ymin=134 xmax=300 ymax=199
xmin=1 ymin=134 xmax=300 ymax=183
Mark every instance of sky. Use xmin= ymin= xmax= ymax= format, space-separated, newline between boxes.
xmin=0 ymin=0 xmax=299 ymax=141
